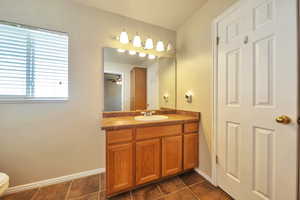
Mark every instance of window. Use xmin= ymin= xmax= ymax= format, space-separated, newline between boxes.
xmin=0 ymin=21 xmax=69 ymax=101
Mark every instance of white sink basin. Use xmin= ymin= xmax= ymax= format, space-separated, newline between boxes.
xmin=134 ymin=115 xmax=169 ymax=121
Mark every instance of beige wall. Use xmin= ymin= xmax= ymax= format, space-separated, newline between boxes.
xmin=0 ymin=0 xmax=175 ymax=187
xmin=147 ymin=63 xmax=159 ymax=110
xmin=159 ymin=58 xmax=176 ymax=109
xmin=176 ymin=0 xmax=237 ymax=176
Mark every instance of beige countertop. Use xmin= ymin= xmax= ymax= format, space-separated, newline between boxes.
xmin=101 ymin=114 xmax=199 ymax=130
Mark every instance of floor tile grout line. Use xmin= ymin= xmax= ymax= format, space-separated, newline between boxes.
xmin=155 ymin=184 xmax=167 ymax=200
xmin=156 ymin=183 xmax=164 ymax=195
xmin=130 ymin=191 xmax=133 ymax=200
xmin=186 ymin=180 xmax=207 ymax=188
xmin=159 ymin=185 xmax=189 ymax=197
xmin=99 ymin=173 xmax=102 ymax=192
xmin=154 ymin=176 xmax=192 ymax=199
xmin=69 ymin=192 xmax=100 ymax=200
xmin=157 ymin=180 xmax=189 ymax=197
xmin=30 ymin=187 xmax=40 ymax=200
xmin=178 ymin=174 xmax=205 ymax=200
xmin=178 ymin=175 xmax=205 ymax=188
xmin=186 ymin=185 xmax=201 ymax=200
xmin=161 ymin=187 xmax=191 ymax=198
xmin=64 ymin=180 xmax=73 ymax=200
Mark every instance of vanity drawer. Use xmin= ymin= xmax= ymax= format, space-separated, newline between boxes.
xmin=136 ymin=124 xmax=182 ymax=140
xmin=184 ymin=122 xmax=199 ymax=133
xmin=107 ymin=129 xmax=133 ymax=144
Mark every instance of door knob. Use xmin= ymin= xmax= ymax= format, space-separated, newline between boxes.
xmin=275 ymin=115 xmax=291 ymax=124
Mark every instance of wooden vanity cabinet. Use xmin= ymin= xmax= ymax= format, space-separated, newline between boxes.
xmin=105 ymin=122 xmax=199 ymax=197
xmin=162 ymin=135 xmax=182 ymax=176
xmin=136 ymin=139 xmax=161 ymax=185
xmin=107 ymin=143 xmax=133 ymax=194
xmin=183 ymin=133 xmax=199 ymax=169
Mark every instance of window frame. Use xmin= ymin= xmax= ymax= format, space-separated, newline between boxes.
xmin=0 ymin=21 xmax=70 ymax=103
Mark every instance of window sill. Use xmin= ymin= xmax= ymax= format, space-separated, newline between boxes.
xmin=0 ymin=98 xmax=69 ymax=104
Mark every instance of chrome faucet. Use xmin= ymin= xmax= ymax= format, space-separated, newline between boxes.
xmin=141 ymin=111 xmax=156 ymax=116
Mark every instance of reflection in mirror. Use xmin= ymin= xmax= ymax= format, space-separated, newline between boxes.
xmin=103 ymin=47 xmax=176 ymax=112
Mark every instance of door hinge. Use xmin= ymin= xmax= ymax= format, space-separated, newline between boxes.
xmin=216 ymin=37 xmax=220 ymax=46
xmin=216 ymin=155 xmax=219 ymax=164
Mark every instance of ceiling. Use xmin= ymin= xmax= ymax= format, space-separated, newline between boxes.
xmin=104 ymin=47 xmax=156 ymax=66
xmin=71 ymin=0 xmax=208 ymax=30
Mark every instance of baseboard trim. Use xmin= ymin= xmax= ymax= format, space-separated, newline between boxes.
xmin=4 ymin=168 xmax=105 ymax=196
xmin=194 ymin=168 xmax=214 ymax=185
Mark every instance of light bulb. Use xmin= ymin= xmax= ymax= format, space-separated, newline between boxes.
xmin=139 ymin=52 xmax=146 ymax=57
xmin=167 ymin=43 xmax=173 ymax=52
xmin=129 ymin=50 xmax=136 ymax=55
xmin=116 ymin=80 xmax=122 ymax=85
xmin=117 ymin=49 xmax=126 ymax=53
xmin=148 ymin=54 xmax=156 ymax=60
xmin=156 ymin=41 xmax=165 ymax=52
xmin=132 ymin=34 xmax=142 ymax=48
xmin=145 ymin=38 xmax=154 ymax=49
xmin=119 ymin=31 xmax=129 ymax=44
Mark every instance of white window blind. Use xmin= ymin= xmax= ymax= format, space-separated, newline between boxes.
xmin=0 ymin=22 xmax=69 ymax=101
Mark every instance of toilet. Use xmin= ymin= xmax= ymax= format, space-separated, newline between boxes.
xmin=0 ymin=173 xmax=9 ymax=196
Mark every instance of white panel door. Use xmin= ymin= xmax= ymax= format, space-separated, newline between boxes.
xmin=216 ymin=0 xmax=298 ymax=200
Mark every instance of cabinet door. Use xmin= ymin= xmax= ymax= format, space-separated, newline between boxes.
xmin=107 ymin=143 xmax=133 ymax=195
xmin=184 ymin=133 xmax=199 ymax=170
xmin=136 ymin=139 xmax=161 ymax=185
xmin=130 ymin=67 xmax=147 ymax=110
xmin=162 ymin=135 xmax=182 ymax=176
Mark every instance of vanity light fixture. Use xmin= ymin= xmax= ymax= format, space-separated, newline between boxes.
xmin=116 ymin=80 xmax=122 ymax=85
xmin=117 ymin=49 xmax=126 ymax=53
xmin=145 ymin=38 xmax=154 ymax=50
xmin=129 ymin=50 xmax=136 ymax=55
xmin=115 ymin=30 xmax=175 ymax=54
xmin=132 ymin=33 xmax=142 ymax=48
xmin=139 ymin=52 xmax=147 ymax=57
xmin=148 ymin=54 xmax=156 ymax=60
xmin=119 ymin=31 xmax=129 ymax=44
xmin=156 ymin=41 xmax=165 ymax=52
xmin=167 ymin=42 xmax=173 ymax=52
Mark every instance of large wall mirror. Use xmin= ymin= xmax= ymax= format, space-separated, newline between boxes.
xmin=103 ymin=47 xmax=176 ymax=112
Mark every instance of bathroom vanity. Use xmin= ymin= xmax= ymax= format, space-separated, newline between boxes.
xmin=101 ymin=110 xmax=200 ymax=197
xmin=101 ymin=47 xmax=197 ymax=197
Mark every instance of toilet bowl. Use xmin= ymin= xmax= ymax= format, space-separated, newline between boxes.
xmin=0 ymin=173 xmax=9 ymax=196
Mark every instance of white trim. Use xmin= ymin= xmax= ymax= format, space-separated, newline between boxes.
xmin=211 ymin=17 xmax=218 ymax=187
xmin=4 ymin=168 xmax=105 ymax=196
xmin=211 ymin=0 xmax=242 ymax=187
xmin=194 ymin=168 xmax=214 ymax=185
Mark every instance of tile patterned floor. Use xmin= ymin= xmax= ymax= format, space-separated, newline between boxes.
xmin=1 ymin=171 xmax=233 ymax=200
